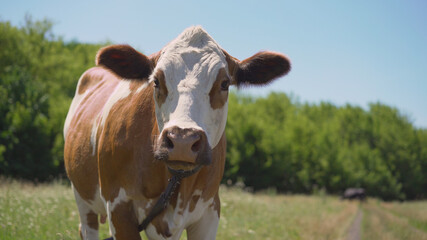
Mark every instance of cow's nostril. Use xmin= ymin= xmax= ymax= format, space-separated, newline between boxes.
xmin=191 ymin=138 xmax=202 ymax=152
xmin=165 ymin=135 xmax=174 ymax=149
xmin=161 ymin=127 xmax=208 ymax=164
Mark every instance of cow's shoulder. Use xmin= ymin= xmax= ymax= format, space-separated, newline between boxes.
xmin=77 ymin=66 xmax=118 ymax=96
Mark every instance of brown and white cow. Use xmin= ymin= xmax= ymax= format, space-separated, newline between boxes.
xmin=64 ymin=26 xmax=290 ymax=240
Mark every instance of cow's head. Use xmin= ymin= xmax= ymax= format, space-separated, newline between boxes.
xmin=96 ymin=26 xmax=290 ymax=171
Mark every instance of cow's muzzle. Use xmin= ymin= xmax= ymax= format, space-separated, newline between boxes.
xmin=154 ymin=126 xmax=212 ymax=170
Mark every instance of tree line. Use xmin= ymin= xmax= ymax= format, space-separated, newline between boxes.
xmin=225 ymin=93 xmax=427 ymax=200
xmin=1 ymin=18 xmax=426 ymax=200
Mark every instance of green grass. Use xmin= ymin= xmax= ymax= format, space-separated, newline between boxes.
xmin=380 ymin=201 xmax=427 ymax=232
xmin=362 ymin=200 xmax=427 ymax=240
xmin=1 ymin=180 xmax=426 ymax=240
xmin=0 ymin=180 xmax=81 ymax=239
xmin=217 ymin=186 xmax=357 ymax=240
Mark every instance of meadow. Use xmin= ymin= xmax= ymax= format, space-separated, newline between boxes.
xmin=362 ymin=199 xmax=427 ymax=240
xmin=1 ymin=180 xmax=426 ymax=240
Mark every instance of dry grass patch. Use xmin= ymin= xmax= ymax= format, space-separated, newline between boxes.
xmin=217 ymin=186 xmax=358 ymax=240
xmin=381 ymin=201 xmax=427 ymax=231
xmin=362 ymin=200 xmax=427 ymax=240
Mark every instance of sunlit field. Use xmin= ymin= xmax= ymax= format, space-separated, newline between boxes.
xmin=1 ymin=180 xmax=426 ymax=240
xmin=362 ymin=199 xmax=427 ymax=240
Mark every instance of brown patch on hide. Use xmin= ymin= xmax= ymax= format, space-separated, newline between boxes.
xmin=110 ymin=201 xmax=141 ymax=239
xmin=153 ymin=70 xmax=168 ymax=106
xmin=209 ymin=68 xmax=229 ymax=109
xmin=222 ymin=49 xmax=239 ymax=82
xmin=86 ymin=211 xmax=99 ymax=230
xmin=151 ymin=211 xmax=172 ymax=238
xmin=149 ymin=51 xmax=161 ymax=67
xmin=210 ymin=193 xmax=221 ymax=218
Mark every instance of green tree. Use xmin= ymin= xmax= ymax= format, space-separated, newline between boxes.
xmin=0 ymin=17 xmax=103 ymax=180
xmin=224 ymin=92 xmax=427 ymax=200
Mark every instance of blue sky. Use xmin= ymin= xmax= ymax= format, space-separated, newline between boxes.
xmin=2 ymin=0 xmax=426 ymax=128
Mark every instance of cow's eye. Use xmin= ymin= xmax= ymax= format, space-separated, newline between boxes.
xmin=221 ymin=79 xmax=230 ymax=91
xmin=153 ymin=78 xmax=160 ymax=88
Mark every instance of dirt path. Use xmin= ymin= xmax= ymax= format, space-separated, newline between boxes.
xmin=347 ymin=208 xmax=363 ymax=240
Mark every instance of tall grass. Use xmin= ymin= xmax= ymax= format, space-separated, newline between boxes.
xmin=0 ymin=180 xmax=357 ymax=240
xmin=362 ymin=200 xmax=427 ymax=240
xmin=217 ymin=186 xmax=356 ymax=240
xmin=381 ymin=201 xmax=427 ymax=232
xmin=0 ymin=179 xmax=80 ymax=239
xmin=2 ymin=180 xmax=426 ymax=240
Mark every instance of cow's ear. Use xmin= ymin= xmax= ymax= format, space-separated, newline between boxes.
xmin=96 ymin=44 xmax=153 ymax=80
xmin=224 ymin=50 xmax=291 ymax=87
xmin=148 ymin=50 xmax=161 ymax=67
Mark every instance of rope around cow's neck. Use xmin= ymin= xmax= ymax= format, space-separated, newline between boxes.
xmin=137 ymin=165 xmax=203 ymax=232
xmin=104 ymin=165 xmax=203 ymax=240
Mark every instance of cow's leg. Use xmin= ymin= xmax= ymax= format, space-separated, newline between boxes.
xmin=108 ymin=200 xmax=141 ymax=240
xmin=186 ymin=204 xmax=219 ymax=240
xmin=73 ymin=187 xmax=99 ymax=240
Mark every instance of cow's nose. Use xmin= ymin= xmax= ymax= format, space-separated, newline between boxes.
xmin=163 ymin=127 xmax=204 ymax=163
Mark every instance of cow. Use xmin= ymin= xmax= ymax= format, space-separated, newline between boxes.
xmin=342 ymin=188 xmax=366 ymax=201
xmin=64 ymin=26 xmax=291 ymax=240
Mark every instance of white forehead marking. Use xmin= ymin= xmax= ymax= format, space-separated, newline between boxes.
xmin=151 ymin=26 xmax=229 ymax=147
xmin=155 ymin=26 xmax=227 ymax=82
